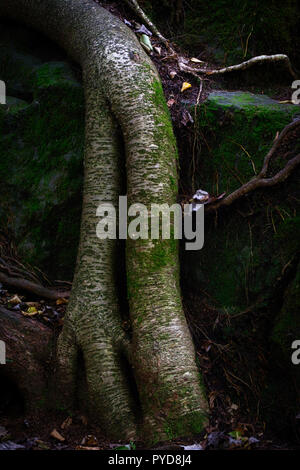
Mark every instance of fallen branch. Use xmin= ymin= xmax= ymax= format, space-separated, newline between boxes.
xmin=0 ymin=271 xmax=70 ymax=300
xmin=205 ymin=119 xmax=300 ymax=212
xmin=124 ymin=0 xmax=168 ymax=45
xmin=182 ymin=54 xmax=298 ymax=79
xmin=206 ymin=54 xmax=297 ymax=78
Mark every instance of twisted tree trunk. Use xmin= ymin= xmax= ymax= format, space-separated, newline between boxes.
xmin=0 ymin=0 xmax=208 ymax=442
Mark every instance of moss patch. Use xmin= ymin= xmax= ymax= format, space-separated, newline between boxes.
xmin=0 ymin=28 xmax=84 ymax=279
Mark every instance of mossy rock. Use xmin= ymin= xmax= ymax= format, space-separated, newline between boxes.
xmin=183 ymin=91 xmax=300 ymax=311
xmin=0 ymin=24 xmax=84 ymax=280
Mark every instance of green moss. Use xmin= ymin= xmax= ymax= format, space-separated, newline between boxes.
xmin=0 ymin=53 xmax=84 ymax=279
xmin=195 ymin=92 xmax=300 ymax=195
xmin=163 ymin=411 xmax=207 ymax=441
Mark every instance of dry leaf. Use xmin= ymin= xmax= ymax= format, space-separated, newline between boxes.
xmin=28 ymin=306 xmax=38 ymax=314
xmin=50 ymin=429 xmax=65 ymax=442
xmin=190 ymin=57 xmax=204 ymax=63
xmin=154 ymin=46 xmax=161 ymax=55
xmin=181 ymin=82 xmax=192 ymax=92
xmin=56 ymin=297 xmax=68 ymax=305
xmin=8 ymin=295 xmax=21 ymax=305
xmin=81 ymin=435 xmax=98 ymax=447
xmin=22 ymin=307 xmax=38 ymax=317
xmin=139 ymin=34 xmax=153 ymax=53
xmin=76 ymin=446 xmax=100 ymax=451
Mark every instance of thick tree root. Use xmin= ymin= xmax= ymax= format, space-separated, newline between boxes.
xmin=1 ymin=0 xmax=208 ymax=442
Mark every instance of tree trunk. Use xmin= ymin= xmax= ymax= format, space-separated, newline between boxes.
xmin=0 ymin=0 xmax=208 ymax=442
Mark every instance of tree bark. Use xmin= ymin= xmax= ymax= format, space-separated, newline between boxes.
xmin=0 ymin=0 xmax=208 ymax=442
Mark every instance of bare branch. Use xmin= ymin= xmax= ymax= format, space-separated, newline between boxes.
xmin=193 ymin=54 xmax=298 ymax=78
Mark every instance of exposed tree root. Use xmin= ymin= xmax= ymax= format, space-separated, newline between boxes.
xmin=188 ymin=54 xmax=298 ymax=79
xmin=205 ymin=120 xmax=300 ymax=212
xmin=0 ymin=271 xmax=70 ymax=300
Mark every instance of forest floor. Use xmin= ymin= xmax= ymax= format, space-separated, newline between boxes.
xmin=0 ymin=284 xmax=298 ymax=450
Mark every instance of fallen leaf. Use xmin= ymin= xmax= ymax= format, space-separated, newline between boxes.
xmin=76 ymin=446 xmax=100 ymax=451
xmin=81 ymin=435 xmax=98 ymax=447
xmin=22 ymin=307 xmax=38 ymax=317
xmin=124 ymin=19 xmax=132 ymax=27
xmin=182 ymin=443 xmax=203 ymax=450
xmin=135 ymin=24 xmax=152 ymax=36
xmin=193 ymin=189 xmax=210 ymax=202
xmin=56 ymin=298 xmax=68 ymax=305
xmin=181 ymin=82 xmax=192 ymax=92
xmin=0 ymin=441 xmax=25 ymax=450
xmin=167 ymin=98 xmax=175 ymax=107
xmin=190 ymin=57 xmax=204 ymax=63
xmin=8 ymin=295 xmax=21 ymax=305
xmin=139 ymin=34 xmax=153 ymax=53
xmin=50 ymin=429 xmax=65 ymax=442
xmin=28 ymin=306 xmax=38 ymax=314
xmin=154 ymin=46 xmax=161 ymax=55
xmin=36 ymin=440 xmax=51 ymax=450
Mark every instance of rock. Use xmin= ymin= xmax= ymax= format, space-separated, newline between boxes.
xmin=183 ymin=91 xmax=300 ymax=309
xmin=0 ymin=23 xmax=84 ymax=280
